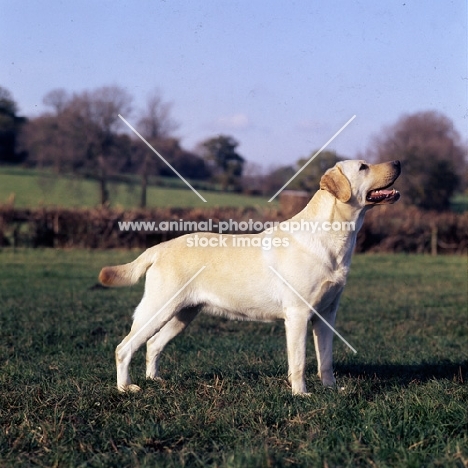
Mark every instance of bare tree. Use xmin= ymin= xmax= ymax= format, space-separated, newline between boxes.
xmin=26 ymin=89 xmax=72 ymax=172
xmin=369 ymin=111 xmax=466 ymax=211
xmin=23 ymin=86 xmax=133 ymax=204
xmin=65 ymin=86 xmax=133 ymax=204
xmin=23 ymin=114 xmax=63 ymax=171
xmin=43 ymin=89 xmax=70 ymax=114
xmin=136 ymin=90 xmax=179 ymax=207
xmin=23 ymin=89 xmax=69 ymax=171
xmin=138 ymin=90 xmax=178 ymax=140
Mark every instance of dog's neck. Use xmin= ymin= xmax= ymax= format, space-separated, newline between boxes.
xmin=288 ymin=190 xmax=369 ymax=266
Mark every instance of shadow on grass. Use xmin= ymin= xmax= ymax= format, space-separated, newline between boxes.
xmin=162 ymin=360 xmax=467 ymax=392
xmin=335 ymin=360 xmax=467 ymax=386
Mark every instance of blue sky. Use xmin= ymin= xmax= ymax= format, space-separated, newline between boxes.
xmin=2 ymin=0 xmax=466 ymax=170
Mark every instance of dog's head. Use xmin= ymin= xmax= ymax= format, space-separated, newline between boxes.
xmin=320 ymin=159 xmax=401 ymax=207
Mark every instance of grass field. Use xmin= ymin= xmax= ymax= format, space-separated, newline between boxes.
xmin=0 ymin=167 xmax=275 ymax=209
xmin=1 ymin=166 xmax=466 ymax=211
xmin=451 ymin=194 xmax=468 ymax=213
xmin=0 ymin=250 xmax=467 ymax=467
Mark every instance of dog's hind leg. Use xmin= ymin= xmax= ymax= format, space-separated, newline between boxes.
xmin=145 ymin=306 xmax=200 ymax=381
xmin=116 ymin=296 xmax=183 ymax=392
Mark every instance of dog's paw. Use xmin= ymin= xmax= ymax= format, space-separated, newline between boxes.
xmin=322 ymin=382 xmax=336 ymax=389
xmin=118 ymin=384 xmax=142 ymax=393
xmin=320 ymin=377 xmax=336 ymax=387
xmin=146 ymin=375 xmax=163 ymax=382
xmin=291 ymin=384 xmax=309 ymax=395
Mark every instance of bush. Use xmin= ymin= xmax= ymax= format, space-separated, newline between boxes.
xmin=0 ymin=205 xmax=466 ymax=254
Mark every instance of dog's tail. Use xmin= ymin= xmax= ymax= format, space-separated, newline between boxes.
xmin=98 ymin=248 xmax=157 ymax=287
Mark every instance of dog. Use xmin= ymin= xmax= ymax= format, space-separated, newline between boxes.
xmin=99 ymin=159 xmax=401 ymax=394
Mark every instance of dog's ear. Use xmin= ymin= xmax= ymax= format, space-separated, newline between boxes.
xmin=320 ymin=166 xmax=352 ymax=203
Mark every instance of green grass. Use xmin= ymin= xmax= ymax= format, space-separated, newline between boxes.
xmin=0 ymin=250 xmax=467 ymax=467
xmin=451 ymin=194 xmax=468 ymax=213
xmin=0 ymin=167 xmax=275 ymax=209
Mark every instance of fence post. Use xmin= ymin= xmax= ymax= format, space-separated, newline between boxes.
xmin=431 ymin=221 xmax=438 ymax=256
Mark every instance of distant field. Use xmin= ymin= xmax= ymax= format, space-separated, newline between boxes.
xmin=451 ymin=193 xmax=468 ymax=213
xmin=0 ymin=250 xmax=466 ymax=467
xmin=0 ymin=166 xmax=466 ymax=212
xmin=0 ymin=167 xmax=276 ymax=208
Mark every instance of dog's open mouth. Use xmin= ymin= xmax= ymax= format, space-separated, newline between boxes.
xmin=366 ymin=187 xmax=400 ymax=204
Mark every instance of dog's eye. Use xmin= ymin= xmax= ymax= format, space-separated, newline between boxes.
xmin=359 ymin=163 xmax=368 ymax=171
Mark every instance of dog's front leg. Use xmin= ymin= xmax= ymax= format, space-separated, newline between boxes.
xmin=284 ymin=309 xmax=309 ymax=394
xmin=312 ymin=308 xmax=337 ymax=387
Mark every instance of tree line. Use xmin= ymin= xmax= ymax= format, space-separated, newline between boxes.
xmin=0 ymin=85 xmax=466 ymax=211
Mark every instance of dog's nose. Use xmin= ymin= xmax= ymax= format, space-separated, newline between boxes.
xmin=393 ymin=160 xmax=401 ymax=169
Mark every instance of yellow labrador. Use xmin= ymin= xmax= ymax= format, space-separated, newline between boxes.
xmin=99 ymin=159 xmax=400 ymax=394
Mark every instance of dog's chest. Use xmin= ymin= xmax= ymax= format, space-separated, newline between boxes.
xmin=306 ymin=263 xmax=349 ymax=312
